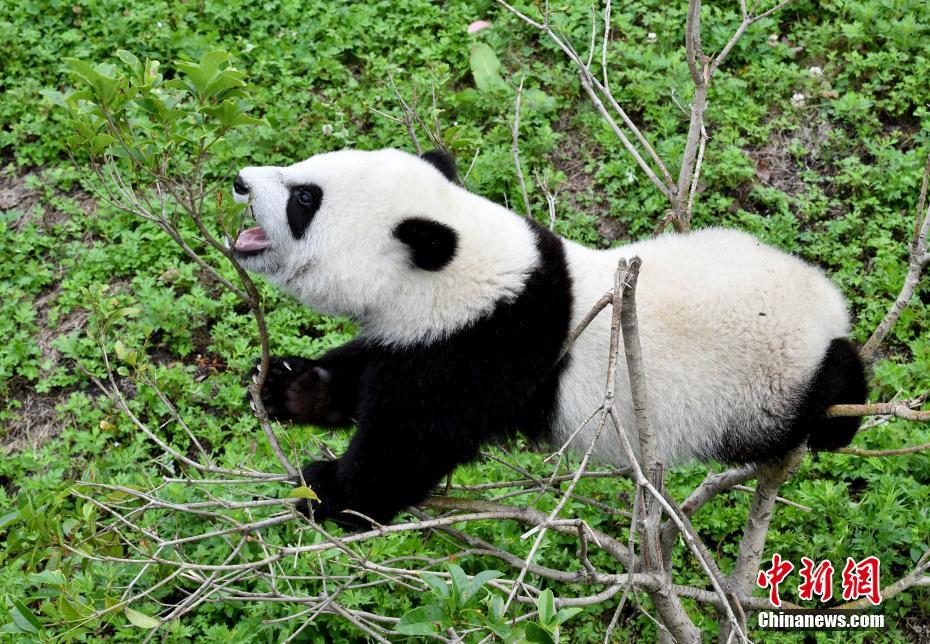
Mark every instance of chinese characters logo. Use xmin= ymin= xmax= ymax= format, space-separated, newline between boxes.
xmin=757 ymin=554 xmax=881 ymax=607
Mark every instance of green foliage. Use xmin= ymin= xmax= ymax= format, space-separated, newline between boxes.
xmin=0 ymin=0 xmax=928 ymax=641
xmin=397 ymin=565 xmax=503 ymax=636
xmin=470 ymin=42 xmax=507 ymax=92
xmin=397 ymin=567 xmax=581 ymax=642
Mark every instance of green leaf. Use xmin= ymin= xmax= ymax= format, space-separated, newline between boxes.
xmin=40 ymin=89 xmax=70 ymax=109
xmin=91 ymin=133 xmax=116 ymax=156
xmin=111 ymin=307 xmax=141 ymax=321
xmin=59 ymin=596 xmax=93 ymax=622
xmin=219 ymin=199 xmax=247 ymax=237
xmin=486 ymin=619 xmax=514 ymax=640
xmin=420 ymin=572 xmax=450 ymax=599
xmin=396 ymin=604 xmax=449 ymax=635
xmin=289 ymin=486 xmax=320 ymax=502
xmin=198 ymin=51 xmax=230 ymax=82
xmin=203 ymin=70 xmax=246 ymax=100
xmin=1 ymin=622 xmax=28 ymax=635
xmin=203 ymin=99 xmax=259 ymax=129
xmin=29 ymin=570 xmax=66 ymax=586
xmin=115 ymin=50 xmax=142 ymax=75
xmin=537 ymin=589 xmax=555 ymax=625
xmin=124 ymin=607 xmax=160 ymax=629
xmin=522 ymin=88 xmax=556 ymax=113
xmin=175 ymin=51 xmax=230 ymax=99
xmin=0 ymin=511 xmax=20 ymax=531
xmin=113 ymin=340 xmax=128 ymax=361
xmin=64 ymin=58 xmax=101 ymax=88
xmin=554 ymin=607 xmax=582 ymax=625
xmin=489 ymin=594 xmax=505 ymax=620
xmin=9 ymin=597 xmax=42 ymax=634
xmin=462 ymin=569 xmax=504 ymax=605
xmin=470 ymin=42 xmax=506 ymax=91
xmin=447 ymin=563 xmax=469 ymax=606
xmin=523 ymin=621 xmax=555 ymax=644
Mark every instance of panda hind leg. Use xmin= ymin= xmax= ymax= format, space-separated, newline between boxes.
xmin=794 ymin=337 xmax=868 ymax=452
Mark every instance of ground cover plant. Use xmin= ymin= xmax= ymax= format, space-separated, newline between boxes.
xmin=1 ymin=0 xmax=929 ymax=641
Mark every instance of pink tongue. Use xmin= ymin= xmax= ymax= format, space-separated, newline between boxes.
xmin=235 ymin=226 xmax=271 ymax=252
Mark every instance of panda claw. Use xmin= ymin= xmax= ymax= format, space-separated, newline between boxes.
xmin=313 ymin=366 xmax=332 ymax=384
xmin=283 ymin=360 xmax=292 ymax=371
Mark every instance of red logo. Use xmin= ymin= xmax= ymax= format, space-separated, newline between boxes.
xmin=841 ymin=556 xmax=882 ymax=606
xmin=757 ymin=554 xmax=882 ymax=607
xmin=757 ymin=553 xmax=795 ymax=607
xmin=798 ymin=557 xmax=835 ymax=602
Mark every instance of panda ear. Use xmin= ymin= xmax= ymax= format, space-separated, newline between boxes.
xmin=393 ymin=217 xmax=459 ymax=271
xmin=420 ymin=149 xmax=458 ymax=183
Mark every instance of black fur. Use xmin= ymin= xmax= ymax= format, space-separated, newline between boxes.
xmin=711 ymin=337 xmax=867 ymax=464
xmin=233 ymin=174 xmax=249 ymax=195
xmin=257 ymin=221 xmax=572 ymax=528
xmin=420 ymin=149 xmax=458 ymax=183
xmin=286 ymin=184 xmax=323 ymax=239
xmin=393 ymin=217 xmax=459 ymax=271
xmin=796 ymin=338 xmax=868 ymax=451
xmin=248 ymin=348 xmax=365 ymax=426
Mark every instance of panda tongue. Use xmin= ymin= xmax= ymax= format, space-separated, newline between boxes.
xmin=235 ymin=226 xmax=271 ymax=252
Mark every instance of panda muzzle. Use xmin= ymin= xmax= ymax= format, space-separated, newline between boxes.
xmin=235 ymin=226 xmax=271 ymax=253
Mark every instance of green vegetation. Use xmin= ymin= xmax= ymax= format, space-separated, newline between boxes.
xmin=1 ymin=0 xmax=928 ymax=640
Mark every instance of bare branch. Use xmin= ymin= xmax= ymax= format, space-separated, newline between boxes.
xmin=751 ymin=0 xmax=798 ymax=24
xmin=388 ymin=72 xmax=421 ymax=154
xmin=720 ymin=449 xmax=804 ymax=640
xmin=511 ymin=73 xmax=532 ymax=218
xmin=561 ymin=290 xmax=614 ymax=359
xmin=838 ymin=441 xmax=930 ymax=457
xmin=826 ymin=402 xmax=930 ymax=422
xmin=577 ymin=73 xmax=673 ymax=199
xmin=861 ymin=151 xmax=930 ymax=360
xmin=533 ymin=168 xmax=558 ymax=230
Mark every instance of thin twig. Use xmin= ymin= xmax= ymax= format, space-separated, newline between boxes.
xmin=511 ymin=73 xmax=532 ymax=218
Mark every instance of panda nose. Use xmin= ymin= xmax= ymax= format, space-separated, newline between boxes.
xmin=233 ymin=174 xmax=249 ymax=196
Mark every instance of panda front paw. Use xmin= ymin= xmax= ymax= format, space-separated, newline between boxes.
xmin=246 ymin=356 xmax=338 ymax=424
xmin=294 ymin=460 xmax=367 ymax=530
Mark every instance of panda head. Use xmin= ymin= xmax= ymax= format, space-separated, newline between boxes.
xmin=231 ymin=148 xmax=539 ymax=345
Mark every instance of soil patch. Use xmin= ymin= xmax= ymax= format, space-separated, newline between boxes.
xmin=1 ymin=170 xmax=100 ymax=452
xmin=1 ymin=384 xmax=75 ymax=455
xmin=0 ymin=167 xmax=97 ymax=231
xmin=736 ymin=119 xmax=850 ymax=221
xmin=747 ymin=120 xmax=833 ymax=197
xmin=548 ymin=112 xmax=628 ymax=244
xmin=2 ymin=289 xmax=91 ymax=453
xmin=0 ymin=171 xmax=40 ymax=217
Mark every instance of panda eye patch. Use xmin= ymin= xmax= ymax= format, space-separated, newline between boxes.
xmin=286 ymin=184 xmax=323 ymax=239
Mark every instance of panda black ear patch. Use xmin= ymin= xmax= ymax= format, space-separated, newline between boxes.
xmin=393 ymin=217 xmax=458 ymax=271
xmin=420 ymin=149 xmax=458 ymax=183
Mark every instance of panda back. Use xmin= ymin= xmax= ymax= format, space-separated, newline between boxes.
xmin=555 ymin=227 xmax=854 ymax=467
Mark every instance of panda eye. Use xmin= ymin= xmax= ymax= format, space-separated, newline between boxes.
xmin=297 ymin=190 xmax=313 ymax=206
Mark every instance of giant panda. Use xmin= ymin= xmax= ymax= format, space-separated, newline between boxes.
xmin=231 ymin=148 xmax=867 ymax=528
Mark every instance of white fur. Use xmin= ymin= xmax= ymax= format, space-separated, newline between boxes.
xmin=556 ymin=228 xmax=850 ymax=467
xmin=236 ymin=149 xmax=539 ymax=346
xmin=236 ymin=149 xmax=851 ymax=469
